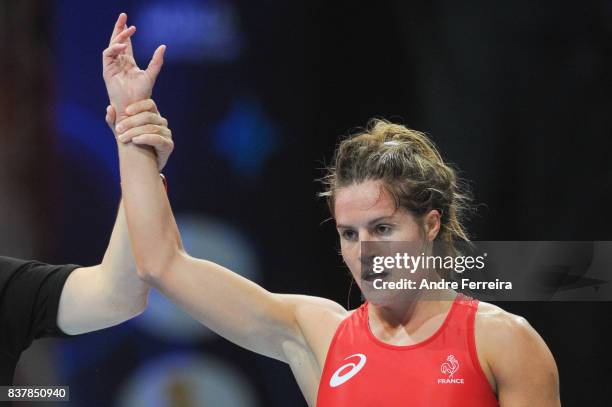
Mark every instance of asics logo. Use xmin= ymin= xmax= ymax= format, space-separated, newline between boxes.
xmin=329 ymin=353 xmax=367 ymax=388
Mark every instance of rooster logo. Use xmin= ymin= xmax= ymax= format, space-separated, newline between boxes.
xmin=441 ymin=355 xmax=460 ymax=378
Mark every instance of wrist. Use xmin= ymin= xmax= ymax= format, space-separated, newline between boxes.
xmin=119 ymin=173 xmax=167 ymax=192
xmin=159 ymin=173 xmax=168 ymax=192
xmin=108 ymin=101 xmax=129 ymax=122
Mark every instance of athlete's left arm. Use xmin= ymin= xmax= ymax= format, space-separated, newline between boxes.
xmin=477 ymin=309 xmax=561 ymax=406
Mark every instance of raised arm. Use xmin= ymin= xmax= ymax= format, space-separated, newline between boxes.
xmin=55 ymin=14 xmax=177 ymax=335
xmin=56 ymin=199 xmax=147 ymax=335
xmin=105 ymin=14 xmax=345 ymax=363
xmin=56 ymin=102 xmax=175 ymax=336
xmin=116 ymin=100 xmax=320 ymax=362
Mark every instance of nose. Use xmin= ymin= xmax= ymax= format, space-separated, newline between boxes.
xmin=355 ymin=230 xmax=371 ymax=258
xmin=358 ymin=230 xmax=381 ymax=269
xmin=358 ymin=229 xmax=375 ymax=243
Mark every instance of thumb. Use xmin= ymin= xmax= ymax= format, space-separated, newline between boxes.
xmin=105 ymin=105 xmax=117 ymax=129
xmin=145 ymin=44 xmax=166 ymax=82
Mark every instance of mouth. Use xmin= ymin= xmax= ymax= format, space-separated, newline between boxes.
xmin=361 ymin=270 xmax=389 ymax=282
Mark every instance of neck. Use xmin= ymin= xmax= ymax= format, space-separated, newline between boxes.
xmin=370 ymin=288 xmax=457 ymax=328
xmin=367 ymin=269 xmax=458 ymax=329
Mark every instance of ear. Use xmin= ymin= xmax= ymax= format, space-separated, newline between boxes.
xmin=424 ymin=209 xmax=441 ymax=241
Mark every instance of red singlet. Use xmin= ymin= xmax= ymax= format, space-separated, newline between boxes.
xmin=316 ymin=294 xmax=499 ymax=406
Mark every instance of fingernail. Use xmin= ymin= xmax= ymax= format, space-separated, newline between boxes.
xmin=116 ymin=125 xmax=123 ymax=132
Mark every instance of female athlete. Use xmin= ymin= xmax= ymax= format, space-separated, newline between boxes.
xmin=104 ymin=13 xmax=560 ymax=407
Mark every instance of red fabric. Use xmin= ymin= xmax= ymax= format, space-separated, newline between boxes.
xmin=316 ymin=294 xmax=499 ymax=406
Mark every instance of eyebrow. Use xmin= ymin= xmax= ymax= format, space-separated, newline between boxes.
xmin=336 ymin=215 xmax=395 ymax=229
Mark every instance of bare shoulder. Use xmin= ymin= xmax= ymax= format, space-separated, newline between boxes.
xmin=474 ymin=301 xmax=548 ymax=353
xmin=474 ymin=301 xmax=529 ymax=333
xmin=474 ymin=301 xmax=560 ymax=404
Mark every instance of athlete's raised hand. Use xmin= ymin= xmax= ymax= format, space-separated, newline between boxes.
xmin=102 ymin=13 xmax=166 ymax=122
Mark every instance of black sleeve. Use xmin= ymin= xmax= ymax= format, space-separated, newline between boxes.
xmin=0 ymin=256 xmax=80 ymax=357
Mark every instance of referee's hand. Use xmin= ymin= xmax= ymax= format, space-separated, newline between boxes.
xmin=107 ymin=99 xmax=174 ymax=172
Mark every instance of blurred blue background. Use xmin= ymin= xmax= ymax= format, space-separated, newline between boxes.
xmin=1 ymin=0 xmax=612 ymax=405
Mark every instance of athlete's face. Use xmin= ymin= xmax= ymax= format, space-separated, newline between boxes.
xmin=334 ymin=179 xmax=440 ymax=305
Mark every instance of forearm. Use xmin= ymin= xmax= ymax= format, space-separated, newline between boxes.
xmin=117 ymin=139 xmax=183 ymax=280
xmin=57 ymin=200 xmax=150 ymax=334
xmin=99 ymin=199 xmax=150 ymax=309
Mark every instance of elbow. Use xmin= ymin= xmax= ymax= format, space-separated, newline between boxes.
xmin=135 ymin=246 xmax=182 ymax=285
xmin=135 ymin=262 xmax=164 ymax=285
xmin=115 ymin=288 xmax=150 ymax=324
xmin=135 ymin=263 xmax=156 ymax=284
xmin=117 ymin=283 xmax=151 ymax=321
xmin=131 ymin=292 xmax=149 ymax=317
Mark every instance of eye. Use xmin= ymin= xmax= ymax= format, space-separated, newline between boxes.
xmin=340 ymin=229 xmax=357 ymax=241
xmin=375 ymin=224 xmax=393 ymax=235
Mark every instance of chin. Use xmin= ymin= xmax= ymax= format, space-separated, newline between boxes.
xmin=360 ymin=282 xmax=413 ymax=307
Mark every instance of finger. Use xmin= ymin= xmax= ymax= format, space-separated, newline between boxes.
xmin=105 ymin=105 xmax=116 ymax=127
xmin=103 ymin=43 xmax=128 ymax=63
xmin=115 ymin=112 xmax=166 ymax=133
xmin=105 ymin=108 xmax=112 ymax=127
xmin=111 ymin=25 xmax=136 ymax=45
xmin=109 ymin=12 xmax=128 ymax=44
xmin=124 ymin=25 xmax=135 ymax=56
xmin=145 ymin=45 xmax=166 ymax=83
xmin=132 ymin=133 xmax=174 ymax=150
xmin=117 ymin=124 xmax=170 ymax=143
xmin=125 ymin=99 xmax=159 ymax=116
